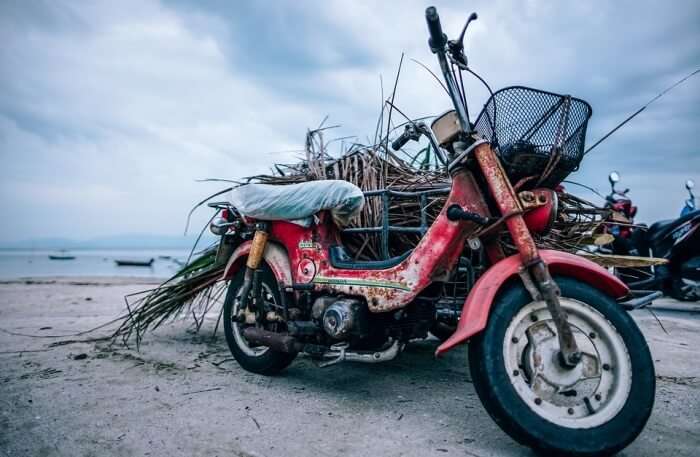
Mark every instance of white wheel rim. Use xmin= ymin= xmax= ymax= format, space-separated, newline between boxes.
xmin=231 ymin=282 xmax=277 ymax=357
xmin=503 ymin=298 xmax=632 ymax=429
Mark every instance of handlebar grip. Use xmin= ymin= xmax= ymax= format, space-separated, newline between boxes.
xmin=392 ymin=132 xmax=411 ymax=151
xmin=426 ymin=6 xmax=447 ymax=53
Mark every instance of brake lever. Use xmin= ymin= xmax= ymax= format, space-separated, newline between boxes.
xmin=447 ymin=40 xmax=468 ymax=67
xmin=448 ymin=12 xmax=478 ymax=67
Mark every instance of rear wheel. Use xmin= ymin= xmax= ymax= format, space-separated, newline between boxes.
xmin=468 ymin=277 xmax=655 ymax=456
xmin=223 ymin=264 xmax=296 ymax=375
xmin=670 ymin=276 xmax=700 ymax=302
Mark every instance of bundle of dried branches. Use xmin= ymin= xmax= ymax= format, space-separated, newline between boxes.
xmin=249 ymin=126 xmax=450 ymax=259
xmin=536 ymin=192 xmax=611 ymax=252
xmin=111 ymin=246 xmax=228 ymax=346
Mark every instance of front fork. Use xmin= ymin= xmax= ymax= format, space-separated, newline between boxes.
xmin=473 ymin=142 xmax=582 ymax=367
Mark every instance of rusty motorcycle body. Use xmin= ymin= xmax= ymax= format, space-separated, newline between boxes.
xmin=213 ymin=7 xmax=655 ymax=456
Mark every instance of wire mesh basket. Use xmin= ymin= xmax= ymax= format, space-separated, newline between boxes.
xmin=473 ymin=86 xmax=592 ymax=189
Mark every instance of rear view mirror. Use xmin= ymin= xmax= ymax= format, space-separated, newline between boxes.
xmin=609 ymin=171 xmax=620 ymax=185
xmin=686 ymin=179 xmax=695 ymax=190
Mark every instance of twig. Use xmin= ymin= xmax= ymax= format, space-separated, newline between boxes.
xmin=385 ymin=53 xmax=405 ymax=155
xmin=181 ymin=387 xmax=222 ymax=396
xmin=48 ymin=336 xmax=111 ymax=347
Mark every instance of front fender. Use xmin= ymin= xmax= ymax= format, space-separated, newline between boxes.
xmin=221 ymin=241 xmax=292 ymax=286
xmin=435 ymin=249 xmax=629 ymax=357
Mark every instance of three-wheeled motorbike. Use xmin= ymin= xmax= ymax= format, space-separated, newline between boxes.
xmin=211 ymin=7 xmax=655 ymax=456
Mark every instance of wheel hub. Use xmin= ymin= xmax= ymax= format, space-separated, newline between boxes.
xmin=504 ymin=298 xmax=632 ymax=429
xmin=521 ymin=321 xmax=601 ymax=408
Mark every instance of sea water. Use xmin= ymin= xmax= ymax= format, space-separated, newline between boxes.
xmin=0 ymin=249 xmax=193 ymax=279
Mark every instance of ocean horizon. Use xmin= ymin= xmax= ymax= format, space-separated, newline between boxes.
xmin=0 ymin=247 xmax=197 ymax=279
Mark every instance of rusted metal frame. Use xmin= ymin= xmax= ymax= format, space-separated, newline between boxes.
xmin=518 ymin=267 xmax=542 ymax=301
xmin=298 ymin=169 xmax=488 ymax=313
xmin=473 ymin=142 xmax=581 ymax=367
xmin=472 ymin=208 xmax=523 ymax=239
xmin=473 ymin=143 xmax=538 ymax=264
xmin=341 ymin=187 xmax=451 ymax=259
xmin=529 ymin=261 xmax=582 ymax=366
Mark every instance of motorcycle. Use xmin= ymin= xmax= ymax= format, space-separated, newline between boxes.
xmin=211 ymin=7 xmax=655 ymax=456
xmin=598 ymin=171 xmax=652 ymax=285
xmin=603 ymin=171 xmax=638 ymax=251
xmin=604 ymin=173 xmax=700 ymax=301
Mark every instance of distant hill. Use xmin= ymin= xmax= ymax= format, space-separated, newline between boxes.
xmin=0 ymin=233 xmax=217 ymax=250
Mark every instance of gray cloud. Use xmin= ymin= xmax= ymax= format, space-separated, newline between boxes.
xmin=1 ymin=0 xmax=698 ymax=242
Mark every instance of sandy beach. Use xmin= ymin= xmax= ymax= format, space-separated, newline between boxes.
xmin=1 ymin=277 xmax=698 ymax=457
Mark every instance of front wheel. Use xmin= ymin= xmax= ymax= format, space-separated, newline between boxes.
xmin=469 ymin=277 xmax=655 ymax=457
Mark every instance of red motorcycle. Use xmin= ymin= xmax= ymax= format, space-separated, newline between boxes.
xmin=603 ymin=171 xmax=638 ymax=246
xmin=213 ymin=8 xmax=655 ymax=456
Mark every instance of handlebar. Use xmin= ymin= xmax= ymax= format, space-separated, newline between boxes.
xmin=391 ymin=131 xmax=412 ymax=150
xmin=424 ymin=6 xmax=472 ymax=135
xmin=426 ymin=7 xmax=447 ymax=53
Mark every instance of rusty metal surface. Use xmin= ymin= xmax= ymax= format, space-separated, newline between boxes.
xmin=518 ymin=189 xmax=552 ymax=210
xmin=221 ymin=241 xmax=293 ymax=287
xmin=242 ymin=327 xmax=301 ymax=353
xmin=268 ymin=169 xmax=491 ymax=313
xmin=246 ymin=230 xmax=269 ymax=269
xmin=473 ymin=142 xmax=539 ymax=264
xmin=530 ymin=260 xmax=581 ymax=365
xmin=473 ymin=143 xmax=581 ymax=364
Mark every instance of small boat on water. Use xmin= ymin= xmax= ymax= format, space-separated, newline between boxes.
xmin=49 ymin=250 xmax=75 ymax=260
xmin=115 ymin=258 xmax=155 ymax=267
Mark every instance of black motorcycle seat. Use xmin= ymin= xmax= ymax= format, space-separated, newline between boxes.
xmin=647 ymin=210 xmax=700 ymax=242
xmin=329 ymin=245 xmax=412 ymax=270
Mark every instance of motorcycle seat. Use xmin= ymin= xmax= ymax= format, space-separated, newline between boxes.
xmin=228 ymin=180 xmax=364 ymax=227
xmin=647 ymin=210 xmax=700 ymax=242
xmin=329 ymin=245 xmax=412 ymax=270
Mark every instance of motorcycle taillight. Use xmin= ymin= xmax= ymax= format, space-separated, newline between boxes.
xmin=221 ymin=209 xmax=233 ymax=221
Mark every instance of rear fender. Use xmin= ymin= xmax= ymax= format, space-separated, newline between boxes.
xmin=435 ymin=249 xmax=629 ymax=357
xmin=221 ymin=241 xmax=292 ymax=286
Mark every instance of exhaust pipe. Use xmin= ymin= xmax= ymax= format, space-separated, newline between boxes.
xmin=242 ymin=327 xmax=302 ymax=354
xmin=620 ymin=290 xmax=662 ymax=310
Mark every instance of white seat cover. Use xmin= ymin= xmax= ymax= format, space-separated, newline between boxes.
xmin=228 ymin=180 xmax=364 ymax=227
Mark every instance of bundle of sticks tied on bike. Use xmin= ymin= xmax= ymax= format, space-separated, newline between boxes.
xmin=115 ymin=7 xmax=662 ymax=456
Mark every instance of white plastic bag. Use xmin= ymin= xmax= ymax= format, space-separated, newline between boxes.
xmin=228 ymin=180 xmax=364 ymax=227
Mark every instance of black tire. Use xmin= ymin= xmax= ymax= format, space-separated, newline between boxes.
xmin=468 ymin=276 xmax=655 ymax=457
xmin=669 ymin=277 xmax=699 ymax=302
xmin=223 ymin=264 xmax=296 ymax=375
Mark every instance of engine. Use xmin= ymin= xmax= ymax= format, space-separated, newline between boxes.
xmin=310 ymin=295 xmax=433 ymax=343
xmin=312 ymin=296 xmax=368 ymax=340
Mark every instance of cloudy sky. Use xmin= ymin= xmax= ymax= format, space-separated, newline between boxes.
xmin=1 ymin=0 xmax=698 ymax=243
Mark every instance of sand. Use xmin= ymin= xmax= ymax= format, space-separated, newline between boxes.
xmin=1 ymin=277 xmax=699 ymax=457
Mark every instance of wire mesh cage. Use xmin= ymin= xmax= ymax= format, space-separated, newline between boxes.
xmin=473 ymin=86 xmax=592 ymax=189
